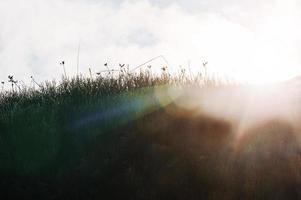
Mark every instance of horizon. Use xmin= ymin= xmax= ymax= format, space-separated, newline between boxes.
xmin=1 ymin=0 xmax=301 ymax=87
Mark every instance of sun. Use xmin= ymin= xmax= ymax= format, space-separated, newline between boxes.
xmin=232 ymin=64 xmax=296 ymax=85
xmin=185 ymin=5 xmax=301 ymax=85
xmin=203 ymin=36 xmax=300 ymax=85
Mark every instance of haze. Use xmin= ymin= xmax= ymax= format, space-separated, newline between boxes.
xmin=1 ymin=0 xmax=301 ymax=85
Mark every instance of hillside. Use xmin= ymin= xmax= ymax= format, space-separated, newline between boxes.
xmin=0 ymin=73 xmax=300 ymax=199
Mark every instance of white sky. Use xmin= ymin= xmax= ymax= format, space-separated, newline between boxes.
xmin=1 ymin=0 xmax=301 ymax=86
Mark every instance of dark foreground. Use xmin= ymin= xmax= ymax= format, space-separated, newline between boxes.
xmin=0 ymin=76 xmax=300 ymax=199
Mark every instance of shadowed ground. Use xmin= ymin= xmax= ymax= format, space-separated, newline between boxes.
xmin=0 ymin=76 xmax=300 ymax=199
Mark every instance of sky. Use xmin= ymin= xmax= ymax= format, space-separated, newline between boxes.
xmin=1 ymin=0 xmax=301 ymax=86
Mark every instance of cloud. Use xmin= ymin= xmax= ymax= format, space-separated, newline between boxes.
xmin=0 ymin=0 xmax=301 ymax=87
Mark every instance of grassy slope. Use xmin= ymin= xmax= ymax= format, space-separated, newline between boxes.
xmin=0 ymin=73 xmax=300 ymax=199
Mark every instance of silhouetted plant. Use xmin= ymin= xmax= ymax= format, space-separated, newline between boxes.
xmin=8 ymin=75 xmax=20 ymax=91
xmin=1 ymin=81 xmax=4 ymax=92
xmin=60 ymin=61 xmax=67 ymax=78
xmin=30 ymin=76 xmax=42 ymax=88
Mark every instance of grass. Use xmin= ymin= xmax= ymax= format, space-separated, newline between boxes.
xmin=0 ymin=70 xmax=300 ymax=199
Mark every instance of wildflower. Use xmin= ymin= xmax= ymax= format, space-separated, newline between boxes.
xmin=104 ymin=63 xmax=110 ymax=71
xmin=7 ymin=75 xmax=19 ymax=91
xmin=161 ymin=66 xmax=167 ymax=71
xmin=60 ymin=61 xmax=67 ymax=77
xmin=8 ymin=75 xmax=17 ymax=84
xmin=30 ymin=75 xmax=41 ymax=88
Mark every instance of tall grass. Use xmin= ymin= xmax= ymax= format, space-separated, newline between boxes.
xmin=0 ymin=70 xmax=299 ymax=200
